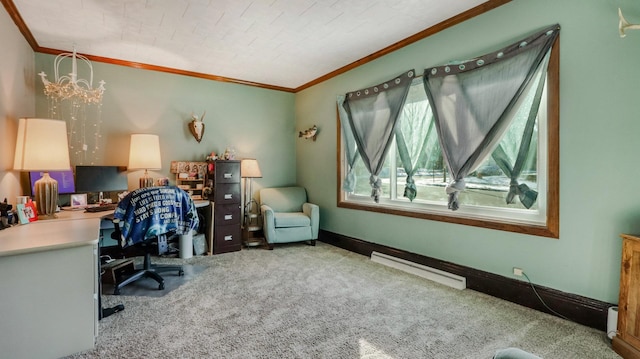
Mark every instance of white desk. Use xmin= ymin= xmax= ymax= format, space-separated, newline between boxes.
xmin=0 ymin=210 xmax=103 ymax=359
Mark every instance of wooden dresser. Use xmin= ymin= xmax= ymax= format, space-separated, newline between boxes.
xmin=613 ymin=233 xmax=640 ymax=359
xmin=211 ymin=160 xmax=242 ymax=254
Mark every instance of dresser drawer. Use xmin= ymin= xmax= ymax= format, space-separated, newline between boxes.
xmin=214 ymin=204 xmax=241 ymax=225
xmin=213 ymin=224 xmax=242 ymax=254
xmin=215 ymin=161 xmax=240 ymax=184
xmin=214 ymin=183 xmax=241 ymax=204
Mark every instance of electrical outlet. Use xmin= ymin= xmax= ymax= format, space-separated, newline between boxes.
xmin=513 ymin=267 xmax=524 ymax=276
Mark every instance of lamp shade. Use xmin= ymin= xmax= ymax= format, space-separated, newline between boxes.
xmin=128 ymin=134 xmax=161 ymax=170
xmin=241 ymin=159 xmax=262 ymax=178
xmin=13 ymin=118 xmax=71 ymax=171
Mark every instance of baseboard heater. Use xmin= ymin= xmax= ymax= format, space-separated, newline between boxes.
xmin=370 ymin=251 xmax=466 ymax=290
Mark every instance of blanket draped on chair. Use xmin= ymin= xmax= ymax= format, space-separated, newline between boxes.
xmin=114 ymin=186 xmax=199 ymax=247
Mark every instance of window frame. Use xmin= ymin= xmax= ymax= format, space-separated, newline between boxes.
xmin=336 ymin=37 xmax=559 ymax=239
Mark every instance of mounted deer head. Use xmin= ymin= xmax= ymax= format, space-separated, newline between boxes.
xmin=188 ymin=111 xmax=206 ymax=143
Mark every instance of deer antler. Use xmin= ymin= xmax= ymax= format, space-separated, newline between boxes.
xmin=619 ymin=8 xmax=640 ymax=38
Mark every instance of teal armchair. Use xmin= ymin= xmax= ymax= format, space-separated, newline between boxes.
xmin=259 ymin=186 xmax=319 ymax=249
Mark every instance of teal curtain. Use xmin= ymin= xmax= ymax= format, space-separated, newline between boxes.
xmin=395 ymin=78 xmax=435 ymax=201
xmin=423 ymin=24 xmax=560 ymax=210
xmin=342 ymin=70 xmax=414 ymax=202
xmin=492 ymin=56 xmax=548 ymax=209
xmin=337 ymin=95 xmax=360 ymax=193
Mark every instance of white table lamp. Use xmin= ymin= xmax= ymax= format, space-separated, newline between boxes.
xmin=13 ymin=118 xmax=71 ymax=219
xmin=128 ymin=134 xmax=161 ymax=188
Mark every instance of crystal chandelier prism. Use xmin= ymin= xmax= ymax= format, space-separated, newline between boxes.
xmin=38 ymin=48 xmax=106 ymax=165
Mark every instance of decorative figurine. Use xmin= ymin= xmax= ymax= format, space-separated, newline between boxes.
xmin=0 ymin=198 xmax=12 ymax=229
xmin=206 ymin=151 xmax=217 ymax=173
xmin=222 ymin=147 xmax=235 ymax=160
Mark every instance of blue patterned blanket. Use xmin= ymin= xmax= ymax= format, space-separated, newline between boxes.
xmin=114 ymin=186 xmax=199 ymax=247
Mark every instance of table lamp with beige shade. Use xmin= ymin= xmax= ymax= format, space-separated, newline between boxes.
xmin=128 ymin=134 xmax=162 ymax=188
xmin=13 ymin=118 xmax=71 ymax=219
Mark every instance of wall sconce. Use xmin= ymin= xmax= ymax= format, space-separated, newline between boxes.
xmin=13 ymin=118 xmax=71 ymax=219
xmin=128 ymin=134 xmax=162 ymax=188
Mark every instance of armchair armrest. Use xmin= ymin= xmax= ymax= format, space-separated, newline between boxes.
xmin=303 ymin=202 xmax=319 ymax=239
xmin=261 ymin=204 xmax=276 ymax=243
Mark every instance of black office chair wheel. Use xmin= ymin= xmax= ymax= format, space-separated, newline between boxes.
xmin=179 ymin=269 xmax=184 ymax=276
xmin=158 ymin=282 xmax=165 ymax=290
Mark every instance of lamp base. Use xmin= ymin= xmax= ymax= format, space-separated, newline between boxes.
xmin=34 ymin=172 xmax=58 ymax=219
xmin=139 ymin=176 xmax=154 ymax=188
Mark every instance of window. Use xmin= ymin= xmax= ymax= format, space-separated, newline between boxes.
xmin=337 ymin=37 xmax=559 ymax=238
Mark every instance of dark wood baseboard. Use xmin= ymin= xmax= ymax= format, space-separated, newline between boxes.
xmin=613 ymin=336 xmax=640 ymax=359
xmin=319 ymin=229 xmax=615 ymax=332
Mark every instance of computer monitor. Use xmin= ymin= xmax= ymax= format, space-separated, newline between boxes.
xmin=75 ymin=166 xmax=128 ymax=193
xmin=29 ymin=170 xmax=75 ymax=195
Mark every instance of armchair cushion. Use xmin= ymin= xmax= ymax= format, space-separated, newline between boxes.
xmin=274 ymin=212 xmax=311 ymax=228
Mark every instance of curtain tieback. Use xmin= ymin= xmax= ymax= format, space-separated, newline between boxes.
xmin=445 ymin=179 xmax=466 ymax=211
xmin=370 ymin=175 xmax=382 ymax=203
xmin=507 ymin=180 xmax=538 ymax=209
xmin=404 ymin=175 xmax=417 ymax=202
xmin=342 ymin=170 xmax=357 ymax=193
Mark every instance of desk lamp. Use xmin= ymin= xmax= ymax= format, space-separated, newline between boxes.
xmin=241 ymin=158 xmax=262 ymax=230
xmin=128 ymin=134 xmax=161 ymax=188
xmin=13 ymin=118 xmax=71 ymax=219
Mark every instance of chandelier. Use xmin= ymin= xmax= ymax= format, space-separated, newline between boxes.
xmin=38 ymin=48 xmax=106 ymax=103
xmin=38 ymin=47 xmax=106 ymax=165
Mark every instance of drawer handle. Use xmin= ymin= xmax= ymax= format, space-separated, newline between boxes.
xmin=223 ymin=173 xmax=233 ymax=179
xmin=224 ymin=194 xmax=232 ymax=200
xmin=224 ymin=214 xmax=233 ymax=220
xmin=224 ymin=235 xmax=233 ymax=241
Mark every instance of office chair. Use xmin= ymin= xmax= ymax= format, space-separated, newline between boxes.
xmin=110 ymin=186 xmax=199 ymax=295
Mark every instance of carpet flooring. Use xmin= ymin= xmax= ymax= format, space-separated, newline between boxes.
xmin=101 ymin=264 xmax=206 ymax=297
xmin=69 ymin=242 xmax=620 ymax=358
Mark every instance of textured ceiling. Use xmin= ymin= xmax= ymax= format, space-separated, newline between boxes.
xmin=10 ymin=0 xmax=491 ymax=90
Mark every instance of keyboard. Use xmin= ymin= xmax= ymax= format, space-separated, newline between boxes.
xmin=85 ymin=204 xmax=117 ymax=213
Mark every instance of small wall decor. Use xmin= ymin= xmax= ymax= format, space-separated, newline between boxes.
xmin=619 ymin=8 xmax=640 ymax=38
xmin=188 ymin=111 xmax=206 ymax=143
xmin=299 ymin=125 xmax=318 ymax=141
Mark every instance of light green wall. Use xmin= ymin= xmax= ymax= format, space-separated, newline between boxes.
xmin=34 ymin=54 xmax=297 ymax=193
xmin=295 ymin=0 xmax=640 ymax=303
xmin=0 ymin=5 xmax=35 ymax=202
xmin=4 ymin=0 xmax=640 ymax=304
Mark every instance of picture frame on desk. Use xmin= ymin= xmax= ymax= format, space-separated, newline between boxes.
xmin=17 ymin=201 xmax=37 ymax=224
xmin=71 ymin=194 xmax=88 ymax=208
